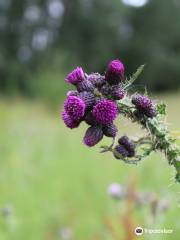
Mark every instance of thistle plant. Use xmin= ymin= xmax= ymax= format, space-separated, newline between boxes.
xmin=61 ymin=60 xmax=180 ymax=183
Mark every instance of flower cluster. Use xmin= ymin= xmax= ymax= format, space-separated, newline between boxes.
xmin=62 ymin=60 xmax=125 ymax=147
xmin=61 ymin=59 xmax=180 ymax=183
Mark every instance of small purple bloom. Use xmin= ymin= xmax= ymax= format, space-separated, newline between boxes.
xmin=64 ymin=96 xmax=86 ymax=121
xmin=62 ymin=111 xmax=80 ymax=129
xmin=132 ymin=94 xmax=157 ymax=118
xmin=92 ymin=99 xmax=118 ymax=125
xmin=65 ymin=67 xmax=85 ymax=85
xmin=107 ymin=183 xmax=126 ymax=199
xmin=105 ymin=59 xmax=125 ymax=85
xmin=83 ymin=126 xmax=103 ymax=147
xmin=103 ymin=123 xmax=118 ymax=138
xmin=77 ymin=79 xmax=94 ymax=92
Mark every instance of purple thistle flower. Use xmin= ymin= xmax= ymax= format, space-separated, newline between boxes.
xmin=83 ymin=126 xmax=103 ymax=147
xmin=66 ymin=90 xmax=78 ymax=97
xmin=114 ymin=145 xmax=129 ymax=158
xmin=65 ymin=67 xmax=85 ymax=85
xmin=62 ymin=111 xmax=80 ymax=129
xmin=79 ymin=91 xmax=96 ymax=109
xmin=111 ymin=85 xmax=126 ymax=100
xmin=77 ymin=79 xmax=94 ymax=92
xmin=105 ymin=59 xmax=125 ymax=85
xmin=64 ymin=96 xmax=86 ymax=121
xmin=92 ymin=99 xmax=118 ymax=125
xmin=118 ymin=136 xmax=135 ymax=157
xmin=102 ymin=123 xmax=118 ymax=138
xmin=87 ymin=73 xmax=105 ymax=87
xmin=132 ymin=94 xmax=157 ymax=118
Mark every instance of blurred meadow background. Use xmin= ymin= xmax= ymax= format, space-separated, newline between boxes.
xmin=0 ymin=0 xmax=180 ymax=239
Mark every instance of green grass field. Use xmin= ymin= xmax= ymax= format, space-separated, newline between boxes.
xmin=0 ymin=93 xmax=179 ymax=240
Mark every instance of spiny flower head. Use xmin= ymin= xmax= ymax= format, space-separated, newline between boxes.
xmin=92 ymin=99 xmax=118 ymax=124
xmin=62 ymin=111 xmax=80 ymax=129
xmin=105 ymin=59 xmax=125 ymax=85
xmin=83 ymin=126 xmax=103 ymax=147
xmin=64 ymin=96 xmax=86 ymax=121
xmin=65 ymin=67 xmax=85 ymax=85
xmin=132 ymin=94 xmax=157 ymax=118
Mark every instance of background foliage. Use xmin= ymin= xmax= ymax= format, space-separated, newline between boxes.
xmin=0 ymin=0 xmax=180 ymax=100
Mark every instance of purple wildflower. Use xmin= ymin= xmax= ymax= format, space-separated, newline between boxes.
xmin=65 ymin=67 xmax=85 ymax=85
xmin=111 ymin=86 xmax=126 ymax=100
xmin=105 ymin=59 xmax=125 ymax=85
xmin=103 ymin=123 xmax=118 ymax=138
xmin=64 ymin=96 xmax=86 ymax=121
xmin=132 ymin=94 xmax=157 ymax=118
xmin=83 ymin=126 xmax=103 ymax=147
xmin=79 ymin=91 xmax=95 ymax=109
xmin=114 ymin=145 xmax=129 ymax=158
xmin=77 ymin=79 xmax=94 ymax=92
xmin=92 ymin=99 xmax=118 ymax=125
xmin=62 ymin=111 xmax=80 ymax=129
xmin=107 ymin=183 xmax=126 ymax=199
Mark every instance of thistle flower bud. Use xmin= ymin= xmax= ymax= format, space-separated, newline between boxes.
xmin=102 ymin=123 xmax=118 ymax=138
xmin=92 ymin=99 xmax=118 ymax=125
xmin=111 ymin=86 xmax=126 ymax=100
xmin=87 ymin=73 xmax=105 ymax=87
xmin=132 ymin=94 xmax=157 ymax=118
xmin=77 ymin=79 xmax=94 ymax=92
xmin=79 ymin=91 xmax=95 ymax=109
xmin=114 ymin=145 xmax=129 ymax=158
xmin=83 ymin=126 xmax=103 ymax=147
xmin=65 ymin=67 xmax=85 ymax=85
xmin=105 ymin=59 xmax=125 ymax=85
xmin=62 ymin=111 xmax=80 ymax=129
xmin=118 ymin=136 xmax=135 ymax=157
xmin=64 ymin=96 xmax=86 ymax=121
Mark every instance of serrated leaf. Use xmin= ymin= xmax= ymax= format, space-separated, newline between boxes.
xmin=124 ymin=64 xmax=145 ymax=90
